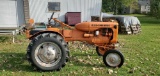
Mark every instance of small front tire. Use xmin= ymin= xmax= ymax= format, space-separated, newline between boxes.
xmin=103 ymin=50 xmax=124 ymax=68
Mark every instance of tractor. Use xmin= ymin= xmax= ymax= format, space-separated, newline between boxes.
xmin=23 ymin=12 xmax=124 ymax=71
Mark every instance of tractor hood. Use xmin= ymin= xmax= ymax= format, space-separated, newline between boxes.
xmin=75 ymin=22 xmax=118 ymax=32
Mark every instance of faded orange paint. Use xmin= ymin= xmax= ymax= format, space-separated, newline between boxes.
xmin=25 ymin=18 xmax=119 ymax=56
xmin=29 ymin=19 xmax=34 ymax=25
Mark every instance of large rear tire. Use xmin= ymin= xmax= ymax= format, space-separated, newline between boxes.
xmin=103 ymin=50 xmax=124 ymax=68
xmin=26 ymin=33 xmax=69 ymax=71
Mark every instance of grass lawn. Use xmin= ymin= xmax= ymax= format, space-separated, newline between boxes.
xmin=0 ymin=15 xmax=160 ymax=76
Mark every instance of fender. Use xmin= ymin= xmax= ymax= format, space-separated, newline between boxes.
xmin=28 ymin=30 xmax=63 ymax=40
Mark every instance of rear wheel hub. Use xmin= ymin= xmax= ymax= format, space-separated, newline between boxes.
xmin=35 ymin=42 xmax=62 ymax=67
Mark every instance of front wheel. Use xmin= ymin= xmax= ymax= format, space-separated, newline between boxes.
xmin=103 ymin=50 xmax=124 ymax=68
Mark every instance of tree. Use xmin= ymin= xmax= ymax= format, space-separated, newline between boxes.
xmin=102 ymin=0 xmax=113 ymax=12
xmin=102 ymin=0 xmax=138 ymax=14
xmin=150 ymin=0 xmax=160 ymax=19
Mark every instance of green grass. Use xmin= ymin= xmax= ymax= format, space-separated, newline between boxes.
xmin=0 ymin=15 xmax=160 ymax=76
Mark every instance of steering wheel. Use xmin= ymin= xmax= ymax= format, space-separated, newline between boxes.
xmin=48 ymin=12 xmax=55 ymax=25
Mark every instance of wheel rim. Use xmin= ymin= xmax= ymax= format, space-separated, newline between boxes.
xmin=105 ymin=53 xmax=121 ymax=67
xmin=35 ymin=42 xmax=62 ymax=67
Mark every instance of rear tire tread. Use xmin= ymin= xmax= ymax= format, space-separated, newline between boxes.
xmin=26 ymin=33 xmax=69 ymax=71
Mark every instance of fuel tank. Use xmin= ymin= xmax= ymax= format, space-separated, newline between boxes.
xmin=75 ymin=22 xmax=118 ymax=32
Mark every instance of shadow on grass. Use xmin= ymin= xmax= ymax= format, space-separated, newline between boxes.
xmin=0 ymin=52 xmax=33 ymax=72
xmin=0 ymin=52 xmax=105 ymax=72
xmin=0 ymin=36 xmax=10 ymax=42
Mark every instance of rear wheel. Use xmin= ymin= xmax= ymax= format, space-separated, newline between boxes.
xmin=26 ymin=33 xmax=69 ymax=71
xmin=103 ymin=50 xmax=124 ymax=68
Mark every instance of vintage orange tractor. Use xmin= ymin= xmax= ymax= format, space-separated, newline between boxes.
xmin=23 ymin=12 xmax=124 ymax=71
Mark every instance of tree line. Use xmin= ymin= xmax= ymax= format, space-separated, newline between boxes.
xmin=102 ymin=0 xmax=160 ymax=19
xmin=102 ymin=0 xmax=138 ymax=14
xmin=150 ymin=0 xmax=160 ymax=19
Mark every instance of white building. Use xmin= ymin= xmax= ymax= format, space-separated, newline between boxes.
xmin=138 ymin=0 xmax=150 ymax=13
xmin=0 ymin=0 xmax=25 ymax=29
xmin=0 ymin=0 xmax=102 ymax=28
xmin=122 ymin=0 xmax=150 ymax=14
xmin=28 ymin=0 xmax=102 ymax=23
